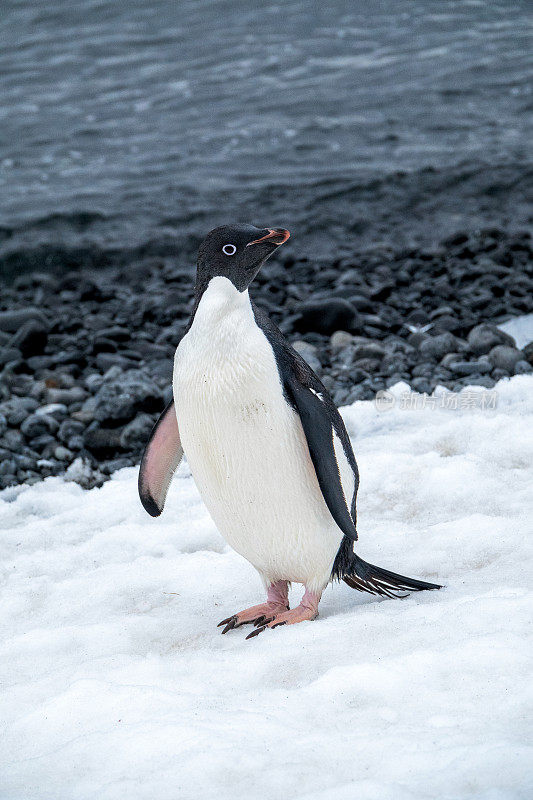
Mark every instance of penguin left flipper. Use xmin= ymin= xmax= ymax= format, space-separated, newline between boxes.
xmin=138 ymin=400 xmax=183 ymax=517
xmin=253 ymin=305 xmax=359 ymax=544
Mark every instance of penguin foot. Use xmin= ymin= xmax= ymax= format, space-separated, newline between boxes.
xmin=218 ymin=580 xmax=289 ymax=634
xmin=217 ymin=602 xmax=289 ymax=634
xmin=246 ymin=588 xmax=321 ymax=639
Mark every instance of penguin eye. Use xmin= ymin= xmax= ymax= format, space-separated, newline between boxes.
xmin=222 ymin=244 xmax=237 ymax=256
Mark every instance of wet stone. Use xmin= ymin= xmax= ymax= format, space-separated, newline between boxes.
xmin=488 ymin=345 xmax=522 ymax=372
xmin=448 ymin=359 xmax=492 ymax=376
xmin=467 ymin=323 xmax=515 ymax=356
xmin=514 ymin=360 xmax=533 ymax=375
xmin=20 ymin=413 xmax=60 ymax=438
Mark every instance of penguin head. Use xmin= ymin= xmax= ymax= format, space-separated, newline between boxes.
xmin=196 ymin=224 xmax=290 ymax=292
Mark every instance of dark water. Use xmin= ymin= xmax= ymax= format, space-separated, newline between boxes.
xmin=1 ymin=0 xmax=532 ymax=277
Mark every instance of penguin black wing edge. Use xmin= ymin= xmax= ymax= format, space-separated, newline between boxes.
xmin=251 ymin=304 xmax=359 ymax=544
xmin=252 ymin=304 xmax=442 ymax=597
xmin=138 ymin=400 xmax=184 ymax=516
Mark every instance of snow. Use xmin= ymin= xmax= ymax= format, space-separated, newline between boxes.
xmin=1 ymin=376 xmax=532 ymax=800
xmin=498 ymin=312 xmax=533 ymax=349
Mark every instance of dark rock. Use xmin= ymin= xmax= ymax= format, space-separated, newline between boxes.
xmin=431 ymin=315 xmax=462 ymax=334
xmin=84 ymin=426 xmax=123 ymax=455
xmin=91 ymin=336 xmax=118 ymax=354
xmin=407 ymin=331 xmax=430 ymax=349
xmin=0 ymin=307 xmax=49 ymax=333
xmin=353 ymin=357 xmax=381 ymax=373
xmin=28 ymin=433 xmax=57 ymax=451
xmin=0 ymin=347 xmax=22 ymax=366
xmin=95 ymin=353 xmax=136 ymax=371
xmin=9 ymin=321 xmax=48 ymax=357
xmin=20 ymin=413 xmax=59 ymax=438
xmin=351 ymin=341 xmax=386 ymax=361
xmin=0 ymin=414 xmax=6 ymax=436
xmin=491 ymin=368 xmax=509 ymax=381
xmin=91 ymin=371 xmax=164 ymax=423
xmin=448 ymin=359 xmax=492 ymax=376
xmin=98 ymin=326 xmax=131 ymax=342
xmin=67 ymin=435 xmax=85 ymax=451
xmin=487 ymin=345 xmax=522 ymax=372
xmin=514 ymin=360 xmax=533 ymax=375
xmin=412 ymin=363 xmax=433 ymax=377
xmin=411 ymin=378 xmax=433 ymax=394
xmin=467 ymin=323 xmax=515 ymax=355
xmin=101 ymin=458 xmax=132 ymax=474
xmin=419 ymin=332 xmax=459 ymax=361
xmin=35 ymin=403 xmax=68 ymax=419
xmin=58 ymin=419 xmax=86 ymax=443
xmin=440 ymin=352 xmax=464 ymax=369
xmin=119 ymin=413 xmax=155 ymax=449
xmin=54 ymin=446 xmax=73 ymax=461
xmin=45 ymin=387 xmax=87 ymax=405
xmin=522 ymin=342 xmax=533 ymax=365
xmin=293 ymin=299 xmax=359 ymax=335
xmin=1 ymin=429 xmax=24 ymax=451
xmin=13 ymin=454 xmax=36 ymax=470
xmin=26 ymin=355 xmax=55 ymax=371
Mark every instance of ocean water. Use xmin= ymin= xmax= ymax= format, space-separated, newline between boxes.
xmin=0 ymin=0 xmax=532 ymax=276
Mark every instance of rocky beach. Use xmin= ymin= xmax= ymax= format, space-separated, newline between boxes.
xmin=1 ymin=0 xmax=532 ymax=489
xmin=1 ymin=225 xmax=532 ymax=489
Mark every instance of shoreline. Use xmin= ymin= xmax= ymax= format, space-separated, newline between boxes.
xmin=1 ymin=225 xmax=532 ymax=491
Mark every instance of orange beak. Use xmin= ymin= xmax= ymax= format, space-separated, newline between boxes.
xmin=247 ymin=228 xmax=290 ymax=247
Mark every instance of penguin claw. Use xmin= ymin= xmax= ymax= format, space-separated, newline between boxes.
xmin=217 ymin=616 xmax=234 ymax=628
xmin=270 ymin=621 xmax=287 ymax=629
xmin=221 ymin=617 xmax=238 ymax=634
xmin=245 ymin=625 xmax=267 ymax=640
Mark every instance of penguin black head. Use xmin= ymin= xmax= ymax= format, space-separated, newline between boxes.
xmin=196 ymin=224 xmax=290 ymax=293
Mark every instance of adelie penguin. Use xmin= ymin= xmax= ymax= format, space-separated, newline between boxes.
xmin=139 ymin=224 xmax=441 ymax=638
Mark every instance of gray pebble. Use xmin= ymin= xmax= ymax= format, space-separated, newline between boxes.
xmin=488 ymin=345 xmax=522 ymax=372
xmin=329 ymin=331 xmax=353 ymax=353
xmin=514 ymin=360 xmax=533 ymax=375
xmin=418 ymin=332 xmax=459 ymax=361
xmin=448 ymin=359 xmax=491 ymax=376
xmin=54 ymin=446 xmax=73 ymax=461
xmin=35 ymin=403 xmax=68 ymax=419
xmin=46 ymin=387 xmax=88 ymax=405
xmin=119 ymin=413 xmax=155 ymax=449
xmin=21 ymin=413 xmax=60 ymax=438
xmin=0 ymin=307 xmax=49 ymax=333
xmin=467 ymin=323 xmax=515 ymax=356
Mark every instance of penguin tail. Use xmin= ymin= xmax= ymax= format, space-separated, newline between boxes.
xmin=343 ymin=555 xmax=442 ymax=598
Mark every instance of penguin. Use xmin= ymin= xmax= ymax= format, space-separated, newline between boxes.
xmin=138 ymin=224 xmax=441 ymax=638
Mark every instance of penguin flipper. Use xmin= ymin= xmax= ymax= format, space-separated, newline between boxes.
xmin=138 ymin=400 xmax=183 ymax=517
xmin=283 ymin=368 xmax=359 ymax=543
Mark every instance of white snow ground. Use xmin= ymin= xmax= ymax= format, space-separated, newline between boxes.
xmin=1 ymin=377 xmax=532 ymax=800
xmin=498 ymin=312 xmax=533 ymax=349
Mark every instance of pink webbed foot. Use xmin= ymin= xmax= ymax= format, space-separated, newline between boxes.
xmin=246 ymin=588 xmax=321 ymax=640
xmin=217 ymin=581 xmax=289 ymax=634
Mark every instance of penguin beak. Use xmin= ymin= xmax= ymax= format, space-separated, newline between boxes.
xmin=247 ymin=228 xmax=290 ymax=247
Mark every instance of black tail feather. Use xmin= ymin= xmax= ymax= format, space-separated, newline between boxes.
xmin=343 ymin=555 xmax=442 ymax=598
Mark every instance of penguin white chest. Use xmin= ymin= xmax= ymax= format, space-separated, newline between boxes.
xmin=172 ymin=277 xmax=342 ymax=591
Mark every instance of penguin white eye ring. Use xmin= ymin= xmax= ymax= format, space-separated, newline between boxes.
xmin=138 ymin=222 xmax=441 ymax=640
